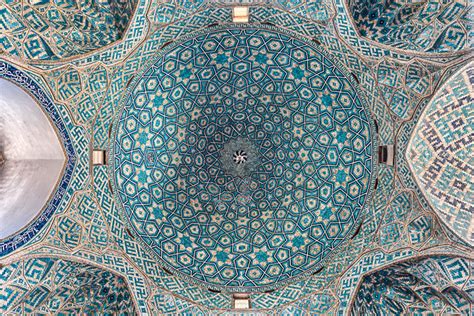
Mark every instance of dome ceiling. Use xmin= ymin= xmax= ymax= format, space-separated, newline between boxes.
xmin=112 ymin=26 xmax=375 ymax=290
xmin=0 ymin=0 xmax=472 ymax=314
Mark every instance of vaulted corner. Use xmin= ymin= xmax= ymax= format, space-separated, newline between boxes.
xmin=347 ymin=0 xmax=471 ymax=53
xmin=0 ymin=257 xmax=137 ymax=314
xmin=407 ymin=61 xmax=473 ymax=246
xmin=0 ymin=0 xmax=139 ymax=60
xmin=350 ymin=256 xmax=473 ymax=315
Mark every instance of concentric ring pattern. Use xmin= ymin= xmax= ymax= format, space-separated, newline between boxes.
xmin=112 ymin=27 xmax=375 ymax=290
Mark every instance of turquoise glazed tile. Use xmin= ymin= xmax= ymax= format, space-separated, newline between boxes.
xmin=407 ymin=61 xmax=474 ymax=245
xmin=0 ymin=0 xmax=472 ymax=314
xmin=111 ymin=25 xmax=376 ymax=291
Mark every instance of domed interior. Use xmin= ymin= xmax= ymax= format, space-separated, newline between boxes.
xmin=0 ymin=1 xmax=472 ymax=313
xmin=112 ymin=26 xmax=376 ymax=291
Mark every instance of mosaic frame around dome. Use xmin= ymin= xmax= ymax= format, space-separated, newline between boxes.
xmin=109 ymin=24 xmax=378 ymax=292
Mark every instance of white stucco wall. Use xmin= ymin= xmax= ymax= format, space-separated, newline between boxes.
xmin=0 ymin=79 xmax=65 ymax=239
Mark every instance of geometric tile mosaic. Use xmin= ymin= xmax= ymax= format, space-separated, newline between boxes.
xmin=0 ymin=257 xmax=137 ymax=314
xmin=0 ymin=0 xmax=472 ymax=313
xmin=112 ymin=25 xmax=376 ymax=291
xmin=350 ymin=256 xmax=473 ymax=315
xmin=407 ymin=61 xmax=474 ymax=246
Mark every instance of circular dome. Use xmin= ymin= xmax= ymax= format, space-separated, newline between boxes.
xmin=112 ymin=26 xmax=376 ymax=291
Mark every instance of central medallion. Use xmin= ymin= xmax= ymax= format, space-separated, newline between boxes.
xmin=112 ymin=26 xmax=375 ymax=291
xmin=220 ymin=137 xmax=259 ymax=177
xmin=233 ymin=151 xmax=247 ymax=164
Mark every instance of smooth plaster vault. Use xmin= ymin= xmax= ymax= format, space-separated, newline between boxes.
xmin=0 ymin=79 xmax=65 ymax=239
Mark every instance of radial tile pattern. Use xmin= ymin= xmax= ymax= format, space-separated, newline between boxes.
xmin=351 ymin=256 xmax=474 ymax=315
xmin=407 ymin=62 xmax=474 ymax=245
xmin=112 ymin=26 xmax=375 ymax=290
xmin=0 ymin=257 xmax=137 ymax=314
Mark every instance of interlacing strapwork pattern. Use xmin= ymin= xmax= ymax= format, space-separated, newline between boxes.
xmin=112 ymin=26 xmax=375 ymax=291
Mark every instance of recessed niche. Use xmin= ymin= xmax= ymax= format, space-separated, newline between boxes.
xmin=0 ymin=78 xmax=65 ymax=239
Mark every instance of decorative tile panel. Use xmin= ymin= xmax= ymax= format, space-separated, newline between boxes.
xmin=0 ymin=257 xmax=137 ymax=314
xmin=0 ymin=0 xmax=472 ymax=313
xmin=111 ymin=25 xmax=376 ymax=291
xmin=407 ymin=61 xmax=474 ymax=245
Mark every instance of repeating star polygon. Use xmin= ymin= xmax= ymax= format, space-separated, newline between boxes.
xmin=112 ymin=27 xmax=375 ymax=290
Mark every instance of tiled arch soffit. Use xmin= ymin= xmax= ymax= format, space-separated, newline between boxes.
xmin=407 ymin=61 xmax=473 ymax=246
